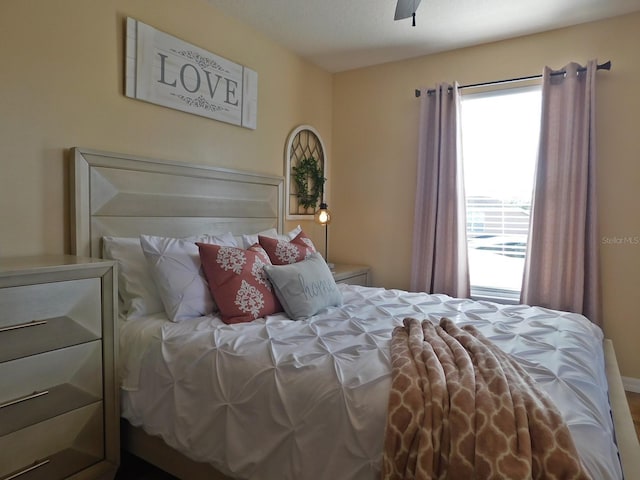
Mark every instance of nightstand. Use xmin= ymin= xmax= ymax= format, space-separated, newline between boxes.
xmin=332 ymin=263 xmax=370 ymax=286
xmin=0 ymin=255 xmax=118 ymax=480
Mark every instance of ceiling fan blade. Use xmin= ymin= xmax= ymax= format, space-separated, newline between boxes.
xmin=394 ymin=0 xmax=422 ymax=20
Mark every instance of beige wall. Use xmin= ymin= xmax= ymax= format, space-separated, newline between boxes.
xmin=0 ymin=0 xmax=332 ymax=256
xmin=332 ymin=13 xmax=640 ymax=379
xmin=1 ymin=1 xmax=638 ymax=378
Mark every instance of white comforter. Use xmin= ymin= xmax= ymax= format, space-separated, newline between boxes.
xmin=120 ymin=284 xmax=621 ymax=480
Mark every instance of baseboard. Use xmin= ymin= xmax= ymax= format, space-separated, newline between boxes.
xmin=622 ymin=376 xmax=640 ymax=393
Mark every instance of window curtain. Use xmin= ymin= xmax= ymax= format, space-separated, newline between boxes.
xmin=521 ymin=60 xmax=601 ymax=325
xmin=410 ymin=83 xmax=470 ymax=298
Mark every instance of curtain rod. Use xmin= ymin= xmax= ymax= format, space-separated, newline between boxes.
xmin=415 ymin=60 xmax=611 ymax=98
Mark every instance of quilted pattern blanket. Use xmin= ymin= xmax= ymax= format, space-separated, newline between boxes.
xmin=383 ymin=317 xmax=591 ymax=480
xmin=121 ymin=285 xmax=620 ymax=480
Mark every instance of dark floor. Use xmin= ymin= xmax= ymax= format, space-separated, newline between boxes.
xmin=627 ymin=390 xmax=640 ymax=442
xmin=115 ymin=451 xmax=177 ymax=480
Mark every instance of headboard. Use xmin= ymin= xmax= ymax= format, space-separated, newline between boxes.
xmin=70 ymin=148 xmax=284 ymax=258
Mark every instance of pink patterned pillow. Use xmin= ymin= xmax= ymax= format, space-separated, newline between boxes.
xmin=258 ymin=231 xmax=317 ymax=265
xmin=197 ymin=243 xmax=282 ymax=324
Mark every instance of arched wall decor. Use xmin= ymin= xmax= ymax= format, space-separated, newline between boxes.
xmin=285 ymin=125 xmax=328 ymax=220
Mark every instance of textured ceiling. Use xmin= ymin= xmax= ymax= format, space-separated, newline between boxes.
xmin=206 ymin=0 xmax=640 ymax=72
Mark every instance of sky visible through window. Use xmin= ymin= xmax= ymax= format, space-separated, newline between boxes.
xmin=460 ymin=86 xmax=542 ymax=296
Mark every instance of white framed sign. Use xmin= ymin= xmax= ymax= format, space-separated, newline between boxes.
xmin=125 ymin=17 xmax=258 ymax=129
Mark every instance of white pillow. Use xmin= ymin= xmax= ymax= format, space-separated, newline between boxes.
xmin=140 ymin=232 xmax=238 ymax=322
xmin=287 ymin=224 xmax=303 ymax=239
xmin=103 ymin=236 xmax=164 ymax=319
xmin=239 ymin=225 xmax=302 ymax=249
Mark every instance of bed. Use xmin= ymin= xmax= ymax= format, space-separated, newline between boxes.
xmin=69 ymin=147 xmax=640 ymax=480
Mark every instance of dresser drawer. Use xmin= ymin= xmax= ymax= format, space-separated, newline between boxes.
xmin=0 ymin=402 xmax=104 ymax=480
xmin=0 ymin=278 xmax=101 ymax=363
xmin=0 ymin=341 xmax=102 ymax=436
xmin=332 ymin=264 xmax=370 ymax=286
xmin=335 ymin=273 xmax=369 ymax=286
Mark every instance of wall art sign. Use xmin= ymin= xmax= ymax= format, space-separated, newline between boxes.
xmin=125 ymin=17 xmax=258 ymax=129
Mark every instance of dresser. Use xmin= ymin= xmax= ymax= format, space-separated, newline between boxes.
xmin=0 ymin=255 xmax=118 ymax=480
xmin=332 ymin=263 xmax=370 ymax=286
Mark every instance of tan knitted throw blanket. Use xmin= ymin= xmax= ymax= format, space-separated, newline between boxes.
xmin=382 ymin=317 xmax=591 ymax=480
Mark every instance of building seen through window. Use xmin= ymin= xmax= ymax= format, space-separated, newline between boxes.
xmin=460 ymin=85 xmax=542 ymax=301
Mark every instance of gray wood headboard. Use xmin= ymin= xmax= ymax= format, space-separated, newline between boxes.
xmin=70 ymin=148 xmax=284 ymax=258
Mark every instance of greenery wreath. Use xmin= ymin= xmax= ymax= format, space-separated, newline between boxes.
xmin=292 ymin=157 xmax=325 ymax=210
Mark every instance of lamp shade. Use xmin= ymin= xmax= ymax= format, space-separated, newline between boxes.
xmin=314 ymin=203 xmax=331 ymax=225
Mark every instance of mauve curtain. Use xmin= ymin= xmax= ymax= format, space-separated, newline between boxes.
xmin=521 ymin=60 xmax=601 ymax=325
xmin=410 ymin=83 xmax=470 ymax=298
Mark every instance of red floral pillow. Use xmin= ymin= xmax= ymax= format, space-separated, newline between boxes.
xmin=258 ymin=231 xmax=317 ymax=265
xmin=197 ymin=243 xmax=282 ymax=324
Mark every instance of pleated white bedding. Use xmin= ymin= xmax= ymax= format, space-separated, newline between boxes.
xmin=120 ymin=284 xmax=622 ymax=480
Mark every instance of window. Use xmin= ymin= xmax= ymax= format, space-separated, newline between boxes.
xmin=460 ymin=85 xmax=542 ymax=302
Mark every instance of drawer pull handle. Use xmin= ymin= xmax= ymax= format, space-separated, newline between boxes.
xmin=0 ymin=320 xmax=47 ymax=334
xmin=3 ymin=459 xmax=50 ymax=480
xmin=0 ymin=390 xmax=49 ymax=410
